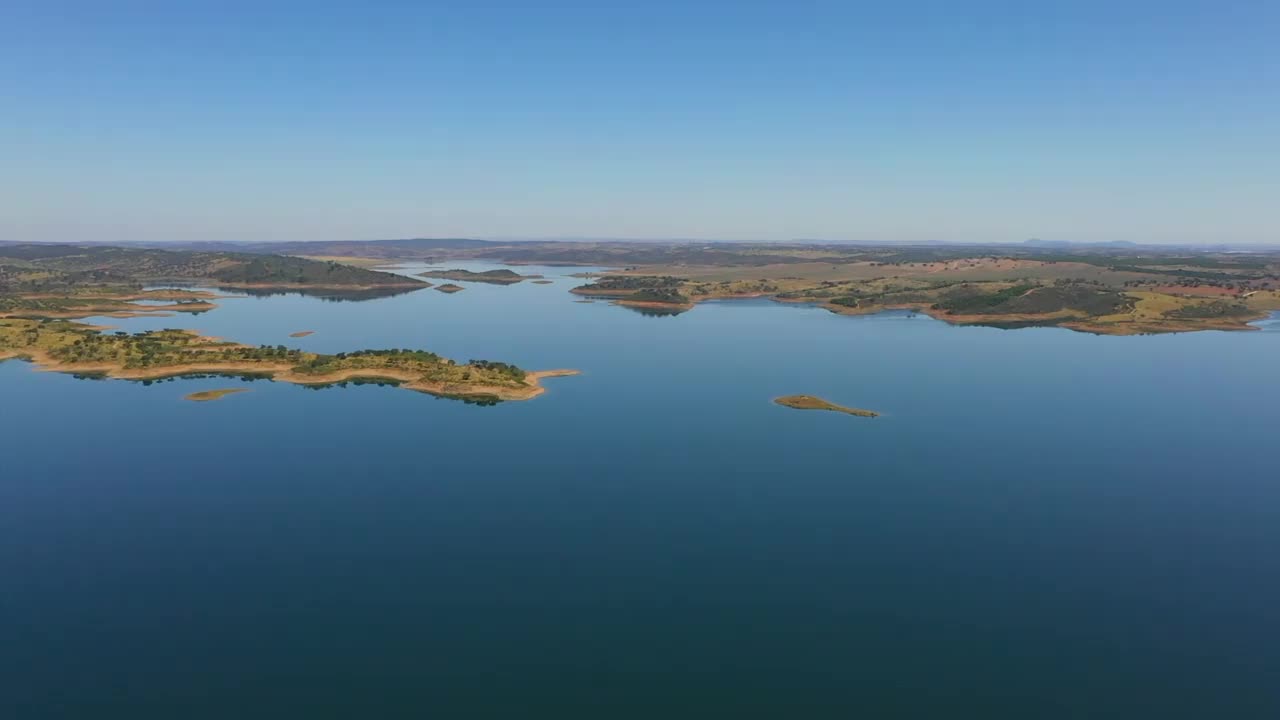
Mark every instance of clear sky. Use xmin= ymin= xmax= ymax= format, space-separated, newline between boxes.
xmin=2 ymin=1 xmax=1276 ymax=244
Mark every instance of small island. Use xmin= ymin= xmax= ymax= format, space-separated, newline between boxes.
xmin=775 ymin=395 xmax=878 ymax=417
xmin=289 ymin=331 xmax=314 ymax=338
xmin=418 ymin=269 xmax=533 ymax=285
xmin=185 ymin=388 xmax=252 ymax=402
xmin=434 ymin=284 xmax=465 ymax=294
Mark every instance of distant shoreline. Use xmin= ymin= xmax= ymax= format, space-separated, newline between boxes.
xmin=579 ymin=286 xmax=1275 ymax=336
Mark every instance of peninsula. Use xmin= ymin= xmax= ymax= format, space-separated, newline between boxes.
xmin=0 ymin=318 xmax=578 ymax=403
xmin=570 ymin=277 xmax=696 ymax=312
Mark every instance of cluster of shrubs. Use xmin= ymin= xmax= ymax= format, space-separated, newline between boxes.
xmin=626 ymin=288 xmax=691 ymax=305
xmin=588 ymin=275 xmax=684 ymax=291
xmin=469 ymin=359 xmax=525 ymax=380
xmin=1166 ymin=300 xmax=1254 ymax=319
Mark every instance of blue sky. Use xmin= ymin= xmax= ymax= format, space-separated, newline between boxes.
xmin=2 ymin=1 xmax=1276 ymax=244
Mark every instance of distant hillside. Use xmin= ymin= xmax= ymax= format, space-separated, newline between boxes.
xmin=133 ymin=238 xmax=498 ymax=258
xmin=0 ymin=244 xmax=425 ymax=293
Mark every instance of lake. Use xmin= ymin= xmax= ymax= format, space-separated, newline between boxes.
xmin=3 ymin=262 xmax=1279 ymax=717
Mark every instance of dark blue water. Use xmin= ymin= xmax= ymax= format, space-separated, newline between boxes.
xmin=4 ymin=264 xmax=1279 ymax=718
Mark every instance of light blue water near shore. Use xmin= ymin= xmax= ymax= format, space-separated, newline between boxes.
xmin=3 ymin=265 xmax=1279 ymax=717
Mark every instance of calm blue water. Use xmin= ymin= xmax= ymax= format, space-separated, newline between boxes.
xmin=3 ymin=264 xmax=1279 ymax=718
